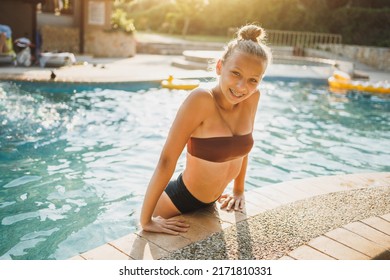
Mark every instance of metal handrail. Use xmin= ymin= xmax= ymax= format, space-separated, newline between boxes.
xmin=267 ymin=30 xmax=342 ymax=47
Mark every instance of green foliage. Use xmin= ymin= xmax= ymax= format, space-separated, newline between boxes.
xmin=111 ymin=8 xmax=136 ymax=34
xmin=349 ymin=0 xmax=390 ymax=8
xmin=120 ymin=0 xmax=174 ymax=31
xmin=169 ymin=0 xmax=208 ymax=36
xmin=327 ymin=8 xmax=390 ymax=47
xmin=118 ymin=0 xmax=389 ymax=46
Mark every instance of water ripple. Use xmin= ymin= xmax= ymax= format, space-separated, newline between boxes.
xmin=2 ymin=176 xmax=42 ymax=189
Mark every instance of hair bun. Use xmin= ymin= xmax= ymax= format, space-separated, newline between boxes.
xmin=237 ymin=24 xmax=265 ymax=43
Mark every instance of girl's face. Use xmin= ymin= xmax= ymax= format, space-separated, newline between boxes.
xmin=216 ymin=50 xmax=266 ymax=105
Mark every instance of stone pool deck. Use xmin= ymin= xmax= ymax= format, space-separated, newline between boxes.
xmin=0 ymin=53 xmax=389 ymax=83
xmin=69 ymin=172 xmax=390 ymax=260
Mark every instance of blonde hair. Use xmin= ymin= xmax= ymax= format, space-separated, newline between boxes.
xmin=222 ymin=24 xmax=272 ymax=66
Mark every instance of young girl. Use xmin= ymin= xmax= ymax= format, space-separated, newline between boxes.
xmin=140 ymin=24 xmax=272 ymax=235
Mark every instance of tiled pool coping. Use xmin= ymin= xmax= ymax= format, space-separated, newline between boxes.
xmin=281 ymin=213 xmax=390 ymax=260
xmin=69 ymin=172 xmax=390 ymax=260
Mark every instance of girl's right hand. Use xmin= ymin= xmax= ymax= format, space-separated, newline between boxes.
xmin=142 ymin=216 xmax=190 ymax=235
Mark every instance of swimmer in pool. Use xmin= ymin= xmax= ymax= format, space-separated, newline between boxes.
xmin=140 ymin=24 xmax=272 ymax=235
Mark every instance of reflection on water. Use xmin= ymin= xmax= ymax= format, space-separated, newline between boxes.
xmin=0 ymin=80 xmax=389 ymax=259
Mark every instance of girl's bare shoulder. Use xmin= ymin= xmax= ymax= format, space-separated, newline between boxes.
xmin=189 ymin=87 xmax=214 ymax=99
xmin=244 ymin=89 xmax=261 ymax=106
xmin=183 ymin=87 xmax=215 ymax=110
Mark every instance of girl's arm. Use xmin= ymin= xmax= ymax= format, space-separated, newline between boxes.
xmin=219 ymin=90 xmax=260 ymax=211
xmin=219 ymin=154 xmax=248 ymax=211
xmin=140 ymin=89 xmax=211 ymax=234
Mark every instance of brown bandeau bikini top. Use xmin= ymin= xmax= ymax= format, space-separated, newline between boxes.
xmin=187 ymin=133 xmax=254 ymax=162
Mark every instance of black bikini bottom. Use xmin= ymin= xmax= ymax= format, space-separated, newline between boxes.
xmin=164 ymin=173 xmax=216 ymax=213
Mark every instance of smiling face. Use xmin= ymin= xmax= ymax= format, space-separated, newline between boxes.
xmin=216 ymin=50 xmax=267 ymax=106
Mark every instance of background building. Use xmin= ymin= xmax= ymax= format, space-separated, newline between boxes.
xmin=0 ymin=0 xmax=135 ymax=58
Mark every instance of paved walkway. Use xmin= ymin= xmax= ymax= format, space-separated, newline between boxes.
xmin=0 ymin=53 xmax=388 ymax=83
xmin=1 ymin=54 xmax=326 ymax=82
xmin=1 ymin=32 xmax=388 ymax=83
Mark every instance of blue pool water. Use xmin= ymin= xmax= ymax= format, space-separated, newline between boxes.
xmin=0 ymin=79 xmax=389 ymax=259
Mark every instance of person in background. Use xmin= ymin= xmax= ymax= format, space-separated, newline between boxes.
xmin=14 ymin=37 xmax=33 ymax=67
xmin=140 ymin=24 xmax=272 ymax=235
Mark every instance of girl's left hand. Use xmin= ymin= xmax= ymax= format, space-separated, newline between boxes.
xmin=218 ymin=193 xmax=245 ymax=211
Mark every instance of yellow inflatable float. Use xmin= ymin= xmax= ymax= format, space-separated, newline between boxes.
xmin=161 ymin=75 xmax=199 ymax=90
xmin=328 ymin=71 xmax=390 ymax=94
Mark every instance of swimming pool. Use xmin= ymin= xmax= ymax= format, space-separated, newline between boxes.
xmin=0 ymin=79 xmax=389 ymax=259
